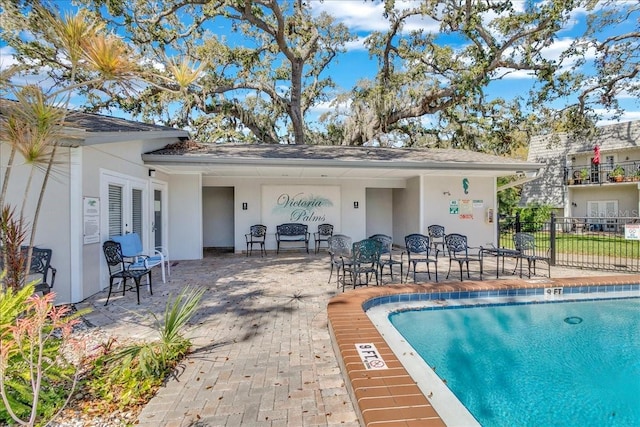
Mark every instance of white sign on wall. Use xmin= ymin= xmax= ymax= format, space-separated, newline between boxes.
xmin=83 ymin=197 xmax=100 ymax=244
xmin=262 ymin=185 xmax=341 ymax=232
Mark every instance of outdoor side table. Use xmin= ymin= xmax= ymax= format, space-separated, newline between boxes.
xmin=482 ymin=247 xmax=521 ymax=279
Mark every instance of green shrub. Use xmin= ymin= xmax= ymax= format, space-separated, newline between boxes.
xmin=86 ymin=286 xmax=204 ymax=410
xmin=516 ymin=203 xmax=552 ymax=232
xmin=0 ymin=283 xmax=87 ymax=426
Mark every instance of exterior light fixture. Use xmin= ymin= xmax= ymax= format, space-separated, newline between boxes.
xmin=242 ymin=202 xmax=248 ymax=210
xmin=353 ymin=201 xmax=359 ymax=209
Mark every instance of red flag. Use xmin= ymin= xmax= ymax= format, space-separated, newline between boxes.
xmin=592 ymin=145 xmax=600 ymax=165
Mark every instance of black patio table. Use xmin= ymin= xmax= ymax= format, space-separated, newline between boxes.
xmin=482 ymin=246 xmax=521 ymax=279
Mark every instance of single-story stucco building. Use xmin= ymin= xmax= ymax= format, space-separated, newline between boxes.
xmin=1 ymin=108 xmax=542 ymax=304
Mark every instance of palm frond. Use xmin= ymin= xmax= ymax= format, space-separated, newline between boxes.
xmin=81 ymin=34 xmax=139 ymax=79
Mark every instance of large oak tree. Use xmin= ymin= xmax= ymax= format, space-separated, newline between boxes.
xmin=1 ymin=0 xmax=638 ymax=149
xmin=323 ymin=0 xmax=639 ymax=151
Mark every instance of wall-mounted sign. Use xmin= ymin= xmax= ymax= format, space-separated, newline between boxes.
xmin=83 ymin=197 xmax=100 ymax=244
xmin=459 ymin=199 xmax=473 ymax=219
xmin=263 ymin=185 xmax=341 ymax=231
xmin=449 ymin=200 xmax=459 ymax=214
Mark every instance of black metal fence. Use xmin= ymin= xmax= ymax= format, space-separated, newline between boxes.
xmin=498 ymin=213 xmax=640 ymax=273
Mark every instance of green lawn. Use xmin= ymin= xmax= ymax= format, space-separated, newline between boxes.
xmin=500 ymin=232 xmax=640 ymax=258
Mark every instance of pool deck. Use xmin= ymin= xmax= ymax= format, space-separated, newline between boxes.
xmin=75 ymin=251 xmax=639 ymax=427
xmin=328 ymin=275 xmax=640 ymax=427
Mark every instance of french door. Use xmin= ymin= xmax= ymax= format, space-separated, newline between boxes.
xmin=587 ymin=200 xmax=618 ymax=231
xmin=102 ymin=172 xmax=168 ymax=251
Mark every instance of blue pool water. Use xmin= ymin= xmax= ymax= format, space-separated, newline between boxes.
xmin=389 ymin=298 xmax=640 ymax=427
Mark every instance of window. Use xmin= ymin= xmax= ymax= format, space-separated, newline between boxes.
xmin=103 ymin=174 xmax=147 ymax=239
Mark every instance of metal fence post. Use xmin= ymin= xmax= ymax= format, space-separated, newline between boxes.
xmin=549 ymin=213 xmax=556 ymax=265
xmin=515 ymin=212 xmax=521 ymax=233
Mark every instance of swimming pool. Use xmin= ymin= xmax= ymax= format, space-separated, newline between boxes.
xmin=387 ymin=297 xmax=640 ymax=426
xmin=327 ymin=278 xmax=640 ymax=426
xmin=367 ymin=289 xmax=640 ymax=426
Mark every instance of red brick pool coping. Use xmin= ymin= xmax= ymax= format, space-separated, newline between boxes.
xmin=327 ymin=275 xmax=640 ymax=427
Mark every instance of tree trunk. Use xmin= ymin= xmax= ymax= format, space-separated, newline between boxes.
xmin=290 ymin=59 xmax=305 ymax=144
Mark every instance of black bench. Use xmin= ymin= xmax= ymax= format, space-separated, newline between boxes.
xmin=276 ymin=223 xmax=310 ymax=254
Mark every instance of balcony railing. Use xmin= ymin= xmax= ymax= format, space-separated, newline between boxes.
xmin=565 ymin=160 xmax=640 ymax=185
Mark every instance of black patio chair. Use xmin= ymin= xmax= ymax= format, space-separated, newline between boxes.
xmin=245 ymin=224 xmax=267 ymax=257
xmin=445 ymin=233 xmax=483 ymax=281
xmin=26 ymin=247 xmax=57 ymax=295
xmin=314 ymin=223 xmax=334 ymax=254
xmin=102 ymin=240 xmax=152 ymax=306
xmin=0 ymin=246 xmax=57 ymax=294
xmin=327 ymin=234 xmax=352 ymax=287
xmin=427 ymin=224 xmax=447 ymax=256
xmin=512 ymin=232 xmax=551 ymax=278
xmin=403 ymin=233 xmax=438 ymax=282
xmin=369 ymin=234 xmax=403 ymax=283
xmin=340 ymin=238 xmax=381 ymax=291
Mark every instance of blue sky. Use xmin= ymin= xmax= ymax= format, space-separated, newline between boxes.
xmin=1 ymin=0 xmax=638 ymax=127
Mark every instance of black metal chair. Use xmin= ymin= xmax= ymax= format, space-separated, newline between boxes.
xmin=403 ymin=234 xmax=438 ymax=282
xmin=427 ymin=225 xmax=447 ymax=256
xmin=245 ymin=224 xmax=267 ymax=257
xmin=27 ymin=247 xmax=57 ymax=295
xmin=369 ymin=234 xmax=403 ymax=283
xmin=512 ymin=232 xmax=551 ymax=278
xmin=314 ymin=223 xmax=334 ymax=254
xmin=327 ymin=234 xmax=352 ymax=287
xmin=445 ymin=233 xmax=483 ymax=281
xmin=102 ymin=240 xmax=152 ymax=306
xmin=340 ymin=238 xmax=381 ymax=291
xmin=1 ymin=246 xmax=57 ymax=294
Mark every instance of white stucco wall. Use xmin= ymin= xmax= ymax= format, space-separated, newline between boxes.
xmin=392 ymin=176 xmax=421 ymax=245
xmin=423 ymin=175 xmax=497 ymax=247
xmin=570 ymin=184 xmax=640 ymax=218
xmin=168 ymin=174 xmax=203 ymax=260
xmin=0 ymin=144 xmax=73 ymax=302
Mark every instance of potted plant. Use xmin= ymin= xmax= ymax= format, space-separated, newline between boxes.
xmin=579 ymin=168 xmax=589 ymax=183
xmin=610 ymin=165 xmax=625 ymax=182
xmin=634 ymin=169 xmax=640 ymax=182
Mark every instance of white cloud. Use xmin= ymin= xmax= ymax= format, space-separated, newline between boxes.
xmin=0 ymin=46 xmax=19 ymax=70
xmin=311 ymin=1 xmax=439 ymax=33
xmin=343 ymin=37 xmax=367 ymax=51
xmin=595 ymin=109 xmax=640 ymax=126
xmin=309 ymin=97 xmax=352 ymax=115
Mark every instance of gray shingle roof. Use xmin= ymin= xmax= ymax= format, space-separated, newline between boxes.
xmin=0 ymin=99 xmax=186 ymax=136
xmin=145 ymin=141 xmax=541 ymax=170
